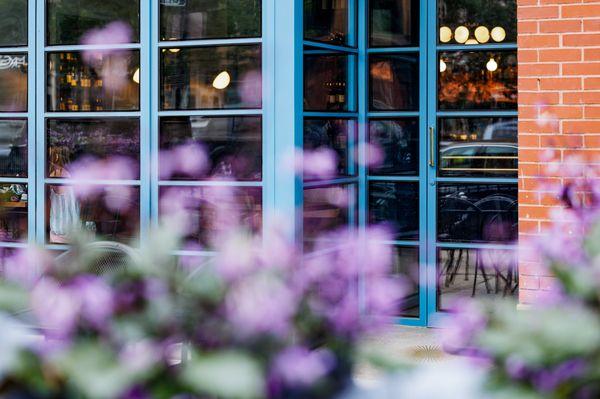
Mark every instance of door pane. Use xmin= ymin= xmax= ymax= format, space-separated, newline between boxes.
xmin=0 ymin=120 xmax=27 ymax=178
xmin=160 ymin=0 xmax=261 ymax=41
xmin=161 ymin=45 xmax=262 ymax=110
xmin=159 ymin=186 xmax=262 ymax=250
xmin=0 ymin=184 xmax=28 ymax=242
xmin=0 ymin=54 xmax=28 ymax=112
xmin=369 ymin=53 xmax=419 ymax=111
xmin=304 ymin=118 xmax=356 ymax=179
xmin=438 ymin=0 xmax=516 ymax=45
xmin=0 ymin=0 xmax=28 ymax=47
xmin=437 ymin=248 xmax=518 ymax=311
xmin=438 ymin=51 xmax=517 ymax=110
xmin=391 ymin=246 xmax=420 ymax=318
xmin=369 ymin=182 xmax=419 ymax=241
xmin=304 ymin=53 xmax=355 ymax=112
xmin=369 ymin=118 xmax=419 ymax=176
xmin=439 ymin=117 xmax=517 ymax=178
xmin=160 ymin=116 xmax=262 ymax=181
xmin=304 ymin=0 xmax=350 ymax=46
xmin=47 ymin=51 xmax=140 ymax=112
xmin=369 ymin=0 xmax=419 ymax=47
xmin=46 ymin=118 xmax=140 ymax=179
xmin=46 ymin=0 xmax=140 ymax=45
xmin=46 ymin=185 xmax=140 ymax=244
xmin=304 ymin=184 xmax=355 ymax=249
xmin=437 ymin=183 xmax=517 ymax=243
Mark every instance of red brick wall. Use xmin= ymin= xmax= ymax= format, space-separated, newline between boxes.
xmin=518 ymin=0 xmax=600 ymax=303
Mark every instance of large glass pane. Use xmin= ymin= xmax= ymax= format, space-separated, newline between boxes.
xmin=46 ymin=0 xmax=140 ymax=45
xmin=0 ymin=0 xmax=28 ymax=47
xmin=304 ymin=53 xmax=354 ymax=112
xmin=46 ymin=118 xmax=140 ymax=179
xmin=369 ymin=0 xmax=419 ymax=47
xmin=0 ymin=120 xmax=27 ymax=178
xmin=369 ymin=118 xmax=419 ymax=176
xmin=438 ymin=0 xmax=516 ymax=45
xmin=303 ymin=184 xmax=355 ymax=248
xmin=391 ymin=246 xmax=420 ymax=318
xmin=369 ymin=182 xmax=419 ymax=241
xmin=304 ymin=118 xmax=355 ymax=179
xmin=437 ymin=183 xmax=517 ymax=243
xmin=0 ymin=54 xmax=28 ymax=112
xmin=304 ymin=0 xmax=350 ymax=46
xmin=46 ymin=185 xmax=140 ymax=244
xmin=47 ymin=51 xmax=140 ymax=112
xmin=161 ymin=45 xmax=261 ymax=110
xmin=160 ymin=116 xmax=262 ymax=181
xmin=439 ymin=117 xmax=517 ymax=178
xmin=159 ymin=186 xmax=262 ymax=250
xmin=437 ymin=248 xmax=518 ymax=311
xmin=439 ymin=51 xmax=517 ymax=110
xmin=0 ymin=183 xmax=28 ymax=242
xmin=369 ymin=53 xmax=418 ymax=111
xmin=160 ymin=0 xmax=261 ymax=41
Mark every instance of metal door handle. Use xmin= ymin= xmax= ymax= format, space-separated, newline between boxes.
xmin=429 ymin=126 xmax=435 ymax=167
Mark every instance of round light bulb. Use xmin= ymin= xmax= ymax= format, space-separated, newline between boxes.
xmin=132 ymin=68 xmax=140 ymax=84
xmin=474 ymin=26 xmax=490 ymax=43
xmin=454 ymin=26 xmax=469 ymax=44
xmin=212 ymin=71 xmax=231 ymax=90
xmin=439 ymin=59 xmax=447 ymax=73
xmin=491 ymin=27 xmax=506 ymax=42
xmin=465 ymin=39 xmax=479 ymax=45
xmin=486 ymin=58 xmax=498 ymax=72
xmin=440 ymin=26 xmax=452 ymax=43
xmin=168 ymin=48 xmax=181 ymax=53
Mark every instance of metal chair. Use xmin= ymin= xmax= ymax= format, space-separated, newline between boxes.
xmin=53 ymin=241 xmax=140 ymax=275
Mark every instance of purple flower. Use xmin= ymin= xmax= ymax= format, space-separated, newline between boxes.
xmin=159 ymin=143 xmax=209 ymax=180
xmin=81 ymin=21 xmax=133 ymax=48
xmin=69 ymin=275 xmax=114 ymax=328
xmin=291 ymin=149 xmax=338 ymax=181
xmin=533 ymin=359 xmax=587 ymax=393
xmin=31 ymin=278 xmax=80 ymax=338
xmin=440 ymin=299 xmax=488 ymax=355
xmin=270 ymin=346 xmax=335 ymax=388
xmin=2 ymin=247 xmax=52 ymax=288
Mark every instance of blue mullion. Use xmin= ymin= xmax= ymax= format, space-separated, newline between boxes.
xmin=158 ymin=38 xmax=262 ymax=48
xmin=0 ymin=178 xmax=28 ymax=184
xmin=158 ymin=180 xmax=263 ymax=188
xmin=35 ymin=0 xmax=45 ymax=246
xmin=367 ymin=111 xmax=420 ymax=118
xmin=303 ymin=177 xmax=359 ymax=189
xmin=367 ymin=47 xmax=420 ymax=54
xmin=44 ymin=178 xmax=141 ymax=186
xmin=367 ymin=175 xmax=420 ymax=182
xmin=139 ymin=0 xmax=151 ymax=244
xmin=436 ymin=242 xmax=518 ymax=250
xmin=0 ymin=113 xmax=29 ymax=118
xmin=304 ymin=112 xmax=358 ymax=118
xmin=437 ymin=43 xmax=518 ymax=52
xmin=436 ymin=177 xmax=518 ymax=184
xmin=0 ymin=47 xmax=28 ymax=53
xmin=262 ymin=0 xmax=275 ymax=226
xmin=158 ymin=109 xmax=262 ymax=117
xmin=302 ymin=40 xmax=358 ymax=53
xmin=0 ymin=242 xmax=28 ymax=249
xmin=44 ymin=43 xmax=141 ymax=52
xmin=436 ymin=110 xmax=518 ymax=118
xmin=43 ymin=112 xmax=142 ymax=118
xmin=150 ymin=0 xmax=160 ymax=229
xmin=24 ymin=0 xmax=35 ymax=247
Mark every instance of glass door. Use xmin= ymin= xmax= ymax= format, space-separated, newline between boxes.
xmin=426 ymin=0 xmax=518 ymax=326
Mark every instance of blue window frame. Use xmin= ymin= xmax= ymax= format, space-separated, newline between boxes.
xmin=1 ymin=0 xmax=516 ymax=327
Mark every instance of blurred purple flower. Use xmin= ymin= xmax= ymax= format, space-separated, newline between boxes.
xmin=533 ymin=359 xmax=587 ymax=393
xmin=2 ymin=247 xmax=52 ymax=288
xmin=225 ymin=273 xmax=297 ymax=338
xmin=291 ymin=148 xmax=338 ymax=181
xmin=70 ymin=275 xmax=114 ymax=329
xmin=270 ymin=346 xmax=335 ymax=388
xmin=31 ymin=278 xmax=80 ymax=338
xmin=159 ymin=143 xmax=209 ymax=180
xmin=440 ymin=299 xmax=488 ymax=355
xmin=239 ymin=70 xmax=262 ymax=108
xmin=81 ymin=21 xmax=133 ymax=49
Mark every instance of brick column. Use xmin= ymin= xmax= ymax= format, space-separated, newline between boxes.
xmin=518 ymin=0 xmax=600 ymax=304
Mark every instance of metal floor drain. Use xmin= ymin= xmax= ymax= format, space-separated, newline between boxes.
xmin=406 ymin=344 xmax=446 ymax=363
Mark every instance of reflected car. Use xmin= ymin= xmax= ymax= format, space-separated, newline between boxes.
xmin=440 ymin=142 xmax=518 ymax=177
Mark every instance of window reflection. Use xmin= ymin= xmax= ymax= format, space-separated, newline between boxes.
xmin=160 ymin=0 xmax=261 ymax=41
xmin=46 ymin=0 xmax=140 ymax=45
xmin=369 ymin=53 xmax=418 ymax=111
xmin=46 ymin=118 xmax=140 ymax=179
xmin=0 ymin=184 xmax=28 ymax=242
xmin=303 ymin=185 xmax=354 ymax=249
xmin=161 ymin=45 xmax=261 ymax=110
xmin=304 ymin=119 xmax=355 ymax=179
xmin=304 ymin=0 xmax=350 ymax=46
xmin=369 ymin=182 xmax=419 ymax=240
xmin=370 ymin=0 xmax=419 ymax=47
xmin=437 ymin=248 xmax=517 ymax=311
xmin=439 ymin=117 xmax=517 ymax=178
xmin=160 ymin=116 xmax=262 ymax=181
xmin=47 ymin=51 xmax=140 ymax=112
xmin=304 ymin=53 xmax=354 ymax=112
xmin=369 ymin=119 xmax=419 ymax=176
xmin=0 ymin=120 xmax=27 ymax=178
xmin=159 ymin=186 xmax=262 ymax=250
xmin=438 ymin=0 xmax=516 ymax=44
xmin=391 ymin=246 xmax=420 ymax=318
xmin=437 ymin=183 xmax=517 ymax=243
xmin=0 ymin=54 xmax=28 ymax=113
xmin=438 ymin=51 xmax=517 ymax=110
xmin=0 ymin=0 xmax=28 ymax=47
xmin=46 ymin=185 xmax=140 ymax=244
